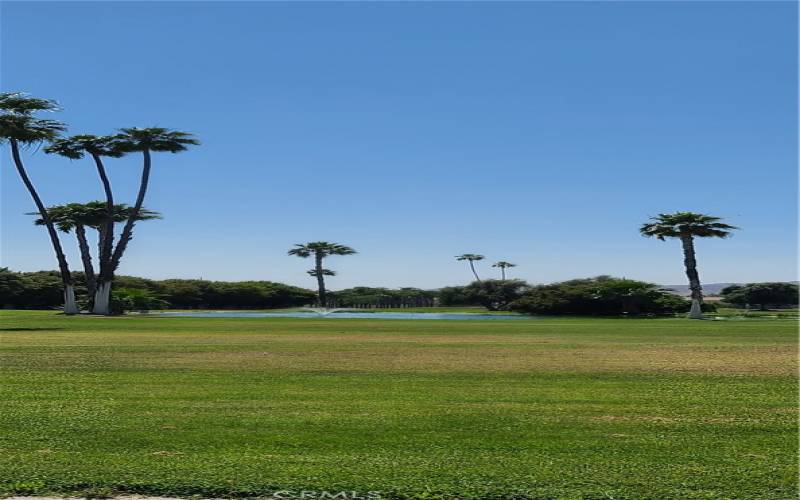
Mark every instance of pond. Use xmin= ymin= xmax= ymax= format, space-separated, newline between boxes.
xmin=155 ymin=311 xmax=534 ymax=320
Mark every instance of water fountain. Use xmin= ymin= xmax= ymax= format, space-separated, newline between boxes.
xmin=301 ymin=307 xmax=347 ymax=317
xmin=156 ymin=309 xmax=533 ymax=320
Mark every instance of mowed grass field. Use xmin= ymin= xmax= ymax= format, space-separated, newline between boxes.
xmin=0 ymin=311 xmax=796 ymax=499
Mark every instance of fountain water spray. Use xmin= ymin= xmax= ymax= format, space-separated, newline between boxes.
xmin=302 ymin=307 xmax=346 ymax=317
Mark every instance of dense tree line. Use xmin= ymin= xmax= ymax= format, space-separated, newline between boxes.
xmin=437 ymin=276 xmax=697 ymax=315
xmin=4 ymin=268 xmax=793 ymax=316
xmin=0 ymin=269 xmax=314 ymax=311
xmin=327 ymin=287 xmax=436 ymax=308
xmin=720 ymin=282 xmax=798 ymax=309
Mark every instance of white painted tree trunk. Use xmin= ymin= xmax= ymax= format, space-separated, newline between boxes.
xmin=64 ymin=285 xmax=79 ymax=315
xmin=92 ymin=281 xmax=112 ymax=315
xmin=689 ymin=298 xmax=703 ymax=319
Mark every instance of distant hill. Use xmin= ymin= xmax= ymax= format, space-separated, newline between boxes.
xmin=662 ymin=283 xmax=737 ymax=296
xmin=662 ymin=282 xmax=798 ymax=297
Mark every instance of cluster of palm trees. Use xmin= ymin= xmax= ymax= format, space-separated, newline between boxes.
xmin=1 ymin=92 xmax=198 ymax=314
xmin=28 ymin=202 xmax=162 ymax=307
xmin=3 ymin=92 xmax=739 ymax=321
xmin=455 ymin=254 xmax=517 ymax=282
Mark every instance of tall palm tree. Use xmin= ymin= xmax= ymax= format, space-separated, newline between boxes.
xmin=30 ymin=202 xmax=161 ymax=301
xmin=0 ymin=92 xmax=77 ymax=314
xmin=492 ymin=261 xmax=516 ymax=280
xmin=89 ymin=127 xmax=198 ymax=314
xmin=456 ymin=254 xmax=485 ymax=282
xmin=288 ymin=242 xmax=356 ymax=307
xmin=45 ymin=135 xmax=123 ymax=309
xmin=640 ymin=212 xmax=737 ymax=319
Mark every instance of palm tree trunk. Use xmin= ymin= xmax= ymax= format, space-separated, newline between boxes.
xmin=92 ymin=225 xmax=112 ymax=314
xmin=469 ymin=261 xmax=481 ymax=282
xmin=315 ymin=254 xmax=327 ymax=307
xmin=101 ymin=148 xmax=150 ymax=315
xmin=110 ymin=148 xmax=150 ymax=273
xmin=501 ymin=267 xmax=506 ymax=280
xmin=91 ymin=153 xmax=115 ymax=314
xmin=92 ymin=153 xmax=114 ymax=283
xmin=680 ymin=235 xmax=704 ymax=319
xmin=9 ymin=139 xmax=78 ymax=315
xmin=75 ymin=224 xmax=96 ymax=299
xmin=96 ymin=226 xmax=106 ymax=271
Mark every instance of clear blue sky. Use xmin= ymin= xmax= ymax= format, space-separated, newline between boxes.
xmin=1 ymin=1 xmax=797 ymax=289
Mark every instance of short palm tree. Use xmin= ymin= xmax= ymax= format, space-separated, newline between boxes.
xmin=0 ymin=92 xmax=77 ymax=314
xmin=288 ymin=242 xmax=356 ymax=307
xmin=45 ymin=135 xmax=123 ymax=302
xmin=640 ymin=212 xmax=737 ymax=319
xmin=492 ymin=261 xmax=516 ymax=280
xmin=88 ymin=127 xmax=198 ymax=314
xmin=31 ymin=202 xmax=161 ymax=300
xmin=456 ymin=254 xmax=485 ymax=282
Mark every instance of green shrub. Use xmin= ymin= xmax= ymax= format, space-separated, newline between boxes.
xmin=510 ymin=276 xmax=691 ymax=316
xmin=720 ymin=282 xmax=798 ymax=310
xmin=462 ymin=279 xmax=529 ymax=311
xmin=110 ymin=288 xmax=169 ymax=314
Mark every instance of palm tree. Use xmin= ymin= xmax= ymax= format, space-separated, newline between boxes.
xmin=456 ymin=254 xmax=485 ymax=282
xmin=30 ymin=202 xmax=161 ymax=301
xmin=492 ymin=261 xmax=516 ymax=280
xmin=640 ymin=212 xmax=738 ymax=319
xmin=45 ymin=135 xmax=123 ymax=310
xmin=90 ymin=127 xmax=198 ymax=314
xmin=0 ymin=92 xmax=77 ymax=314
xmin=288 ymin=242 xmax=356 ymax=307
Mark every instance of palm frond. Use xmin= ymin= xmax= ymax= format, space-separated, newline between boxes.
xmin=307 ymin=269 xmax=336 ymax=277
xmin=0 ymin=114 xmax=65 ymax=145
xmin=289 ymin=242 xmax=356 ymax=257
xmin=492 ymin=261 xmax=516 ymax=268
xmin=114 ymin=127 xmax=200 ymax=154
xmin=0 ymin=92 xmax=59 ymax=114
xmin=44 ymin=134 xmax=123 ymax=159
xmin=27 ymin=201 xmax=162 ymax=231
xmin=640 ymin=212 xmax=738 ymax=240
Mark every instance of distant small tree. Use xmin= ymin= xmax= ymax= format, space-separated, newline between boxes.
xmin=721 ymin=283 xmax=799 ymax=310
xmin=456 ymin=254 xmax=485 ymax=282
xmin=492 ymin=261 xmax=516 ymax=280
xmin=288 ymin=242 xmax=356 ymax=307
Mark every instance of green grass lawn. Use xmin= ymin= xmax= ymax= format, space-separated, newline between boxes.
xmin=0 ymin=310 xmax=796 ymax=499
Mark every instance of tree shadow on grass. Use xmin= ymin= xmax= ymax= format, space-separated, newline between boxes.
xmin=0 ymin=327 xmax=66 ymax=331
